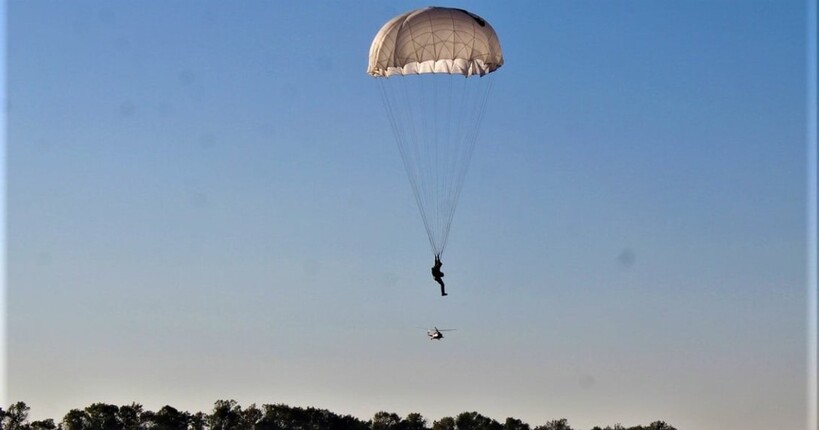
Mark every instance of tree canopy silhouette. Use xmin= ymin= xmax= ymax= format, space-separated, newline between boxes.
xmin=0 ymin=401 xmax=675 ymax=430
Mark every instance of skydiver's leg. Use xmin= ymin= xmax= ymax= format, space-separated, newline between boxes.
xmin=437 ymin=278 xmax=447 ymax=296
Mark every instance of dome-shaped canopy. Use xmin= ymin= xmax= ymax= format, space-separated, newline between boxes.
xmin=368 ymin=7 xmax=504 ymax=77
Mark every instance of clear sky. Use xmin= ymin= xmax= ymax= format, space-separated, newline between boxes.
xmin=5 ymin=1 xmax=811 ymax=429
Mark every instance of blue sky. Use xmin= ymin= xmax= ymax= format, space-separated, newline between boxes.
xmin=5 ymin=1 xmax=811 ymax=429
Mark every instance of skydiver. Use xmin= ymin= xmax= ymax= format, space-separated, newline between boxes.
xmin=431 ymin=254 xmax=447 ymax=296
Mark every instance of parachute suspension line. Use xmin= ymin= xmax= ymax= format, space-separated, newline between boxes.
xmin=437 ymin=75 xmax=468 ymax=255
xmin=428 ymin=75 xmax=446 ymax=255
xmin=432 ymin=74 xmax=450 ymax=256
xmin=437 ymin=74 xmax=494 ymax=254
xmin=377 ymin=72 xmax=495 ymax=257
xmin=441 ymin=75 xmax=495 ymax=252
xmin=432 ymin=75 xmax=441 ymax=256
xmin=428 ymin=74 xmax=462 ymax=256
xmin=409 ymin=76 xmax=440 ymax=254
xmin=378 ymin=78 xmax=439 ymax=254
xmin=439 ymin=76 xmax=454 ymax=255
xmin=444 ymin=76 xmax=475 ymax=252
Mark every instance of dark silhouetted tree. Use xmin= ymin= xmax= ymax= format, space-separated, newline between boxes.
xmin=431 ymin=417 xmax=455 ymax=430
xmin=2 ymin=401 xmax=31 ymax=430
xmin=62 ymin=409 xmax=91 ymax=430
xmin=533 ymin=418 xmax=572 ymax=430
xmin=402 ymin=413 xmax=427 ymax=430
xmin=189 ymin=412 xmax=207 ymax=430
xmin=254 ymin=405 xmax=284 ymax=430
xmin=303 ymin=406 xmax=337 ymax=429
xmin=30 ymin=418 xmax=57 ymax=430
xmin=116 ymin=403 xmax=143 ymax=430
xmin=645 ymin=421 xmax=675 ymax=430
xmin=454 ymin=412 xmax=501 ymax=430
xmin=333 ymin=411 xmax=370 ymax=430
xmin=252 ymin=403 xmax=366 ymax=430
xmin=209 ymin=400 xmax=243 ymax=430
xmin=241 ymin=404 xmax=262 ymax=429
xmin=372 ymin=411 xmax=402 ymax=430
xmin=258 ymin=404 xmax=297 ymax=430
xmin=84 ymin=403 xmax=120 ymax=430
xmin=502 ymin=417 xmax=529 ymax=430
xmin=150 ymin=405 xmax=189 ymax=430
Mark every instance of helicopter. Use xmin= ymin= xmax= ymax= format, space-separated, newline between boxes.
xmin=424 ymin=327 xmax=455 ymax=340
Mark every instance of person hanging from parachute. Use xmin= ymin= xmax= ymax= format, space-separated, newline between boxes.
xmin=368 ymin=7 xmax=503 ymax=297
xmin=431 ymin=254 xmax=446 ymax=296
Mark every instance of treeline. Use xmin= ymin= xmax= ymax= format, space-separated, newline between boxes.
xmin=0 ymin=401 xmax=677 ymax=430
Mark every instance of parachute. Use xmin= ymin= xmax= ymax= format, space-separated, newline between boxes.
xmin=368 ymin=7 xmax=503 ymax=256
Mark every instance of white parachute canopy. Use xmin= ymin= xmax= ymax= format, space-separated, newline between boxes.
xmin=368 ymin=7 xmax=503 ymax=256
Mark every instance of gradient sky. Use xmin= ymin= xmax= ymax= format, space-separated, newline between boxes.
xmin=5 ymin=1 xmax=811 ymax=429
